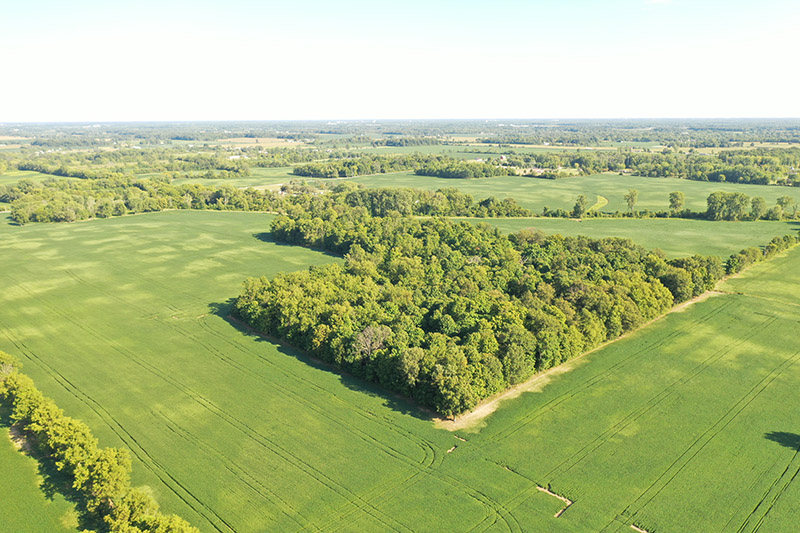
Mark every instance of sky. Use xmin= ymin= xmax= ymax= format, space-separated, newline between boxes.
xmin=2 ymin=0 xmax=799 ymax=121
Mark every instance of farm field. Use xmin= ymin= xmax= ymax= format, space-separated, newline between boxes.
xmin=350 ymin=171 xmax=798 ymax=213
xmin=456 ymin=217 xmax=798 ymax=258
xmin=0 ymin=170 xmax=75 ymax=185
xmin=0 ymin=421 xmax=78 ymax=531
xmin=1 ymin=210 xmax=800 ymax=531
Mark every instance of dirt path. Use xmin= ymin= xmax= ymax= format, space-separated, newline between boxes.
xmin=435 ymin=289 xmax=725 ymax=431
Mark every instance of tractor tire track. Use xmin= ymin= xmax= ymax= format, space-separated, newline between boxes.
xmin=611 ymin=346 xmax=800 ymax=530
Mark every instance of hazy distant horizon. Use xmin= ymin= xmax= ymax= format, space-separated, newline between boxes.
xmin=3 ymin=0 xmax=799 ymax=122
xmin=3 ymin=117 xmax=800 ymax=126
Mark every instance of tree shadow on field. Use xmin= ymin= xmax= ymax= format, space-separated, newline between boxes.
xmin=208 ymin=299 xmax=436 ymax=423
xmin=251 ymin=231 xmax=342 ymax=259
xmin=252 ymin=232 xmax=274 ymax=243
xmin=0 ymin=403 xmax=101 ymax=531
xmin=764 ymin=431 xmax=800 ymax=450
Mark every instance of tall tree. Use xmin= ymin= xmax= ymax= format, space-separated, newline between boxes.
xmin=668 ymin=191 xmax=685 ymax=213
xmin=751 ymin=196 xmax=767 ymax=220
xmin=571 ymin=194 xmax=588 ymax=218
xmin=624 ymin=189 xmax=639 ymax=213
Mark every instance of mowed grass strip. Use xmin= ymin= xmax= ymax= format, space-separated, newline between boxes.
xmin=2 ymin=211 xmax=800 ymax=531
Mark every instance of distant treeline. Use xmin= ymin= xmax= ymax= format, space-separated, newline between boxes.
xmin=414 ymin=161 xmax=513 ymax=179
xmin=291 ymin=154 xmax=445 ymax=178
xmin=0 ymin=351 xmax=197 ymax=533
xmin=292 ymin=154 xmax=516 ymax=179
xmin=235 ymin=199 xmax=798 ymax=416
xmin=0 ymin=178 xmax=532 ymax=224
xmin=497 ymin=148 xmax=800 ymax=186
xmin=371 ymin=137 xmax=443 ymax=147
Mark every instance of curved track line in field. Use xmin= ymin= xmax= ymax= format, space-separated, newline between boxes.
xmin=0 ymin=327 xmax=235 ymax=533
xmin=6 ymin=271 xmax=461 ymax=531
xmin=611 ymin=346 xmax=800 ymax=530
xmin=151 ymin=408 xmax=316 ymax=532
xmin=208 ymin=319 xmax=523 ymax=531
xmin=64 ymin=266 xmax=443 ymax=476
xmin=2 ymin=275 xmax=410 ymax=533
xmin=193 ymin=316 xmax=438 ymax=469
xmin=0 ymin=286 xmax=236 ymax=532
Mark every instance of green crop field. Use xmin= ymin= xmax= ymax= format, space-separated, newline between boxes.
xmin=0 ymin=419 xmax=78 ymax=531
xmin=456 ymin=217 xmax=799 ymax=258
xmin=2 ymin=211 xmax=800 ymax=532
xmin=349 ymin=171 xmax=799 ymax=214
xmin=0 ymin=170 xmax=75 ymax=185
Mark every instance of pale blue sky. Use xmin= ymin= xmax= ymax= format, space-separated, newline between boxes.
xmin=2 ymin=0 xmax=798 ymax=121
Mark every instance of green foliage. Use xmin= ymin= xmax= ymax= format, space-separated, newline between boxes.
xmin=571 ymin=194 xmax=588 ymax=218
xmin=235 ymin=203 xmax=725 ymax=415
xmin=668 ymin=190 xmax=685 ymax=212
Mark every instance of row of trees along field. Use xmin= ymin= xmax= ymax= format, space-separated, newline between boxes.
xmin=5 ymin=146 xmax=354 ymax=180
xmin=561 ymin=189 xmax=798 ymax=221
xmin=0 ymin=352 xmax=197 ymax=533
xmin=495 ymin=148 xmax=800 ymax=186
xmin=291 ymin=154 xmax=450 ymax=178
xmin=235 ymin=197 xmax=798 ymax=416
xmin=0 ymin=177 xmax=532 ymax=224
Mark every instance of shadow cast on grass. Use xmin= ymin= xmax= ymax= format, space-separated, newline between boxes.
xmin=251 ymin=232 xmax=343 ymax=259
xmin=765 ymin=431 xmax=800 ymax=450
xmin=208 ymin=300 xmax=436 ymax=423
xmin=0 ymin=404 xmax=102 ymax=531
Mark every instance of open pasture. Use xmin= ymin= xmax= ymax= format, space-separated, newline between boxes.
xmin=458 ymin=217 xmax=798 ymax=258
xmin=1 ymin=212 xmax=800 ymax=531
xmin=350 ymin=171 xmax=799 ymax=213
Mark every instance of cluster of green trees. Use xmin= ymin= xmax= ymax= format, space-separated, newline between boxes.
xmin=2 ymin=176 xmax=532 ymax=225
xmin=0 ymin=351 xmax=196 ymax=533
xmin=494 ymin=148 xmax=800 ymax=186
xmin=370 ymin=137 xmax=442 ymax=147
xmin=550 ymin=190 xmax=796 ymax=222
xmin=414 ymin=160 xmax=513 ymax=179
xmin=336 ymin=186 xmax=531 ymax=218
xmin=706 ymin=191 xmax=796 ymax=221
xmin=2 ymin=178 xmax=280 ymax=224
xmin=291 ymin=154 xmax=452 ymax=178
xmin=235 ymin=202 xmax=735 ymax=416
xmin=726 ymin=234 xmax=799 ymax=275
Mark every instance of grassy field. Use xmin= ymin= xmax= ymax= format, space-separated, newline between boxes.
xmin=2 ymin=211 xmax=800 ymax=532
xmin=456 ymin=217 xmax=799 ymax=258
xmin=0 ymin=170 xmax=75 ymax=185
xmin=0 ymin=416 xmax=78 ymax=531
xmin=170 ymin=166 xmax=298 ymax=188
xmin=350 ymin=171 xmax=800 ymax=214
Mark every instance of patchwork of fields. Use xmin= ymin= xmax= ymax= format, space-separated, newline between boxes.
xmin=1 ymin=211 xmax=799 ymax=532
